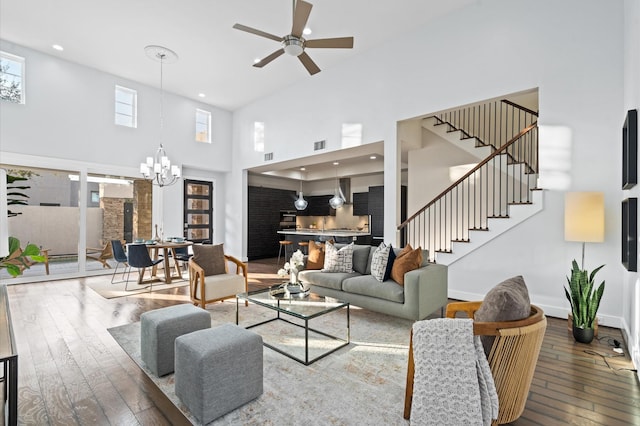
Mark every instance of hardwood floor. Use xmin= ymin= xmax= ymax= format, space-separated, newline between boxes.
xmin=5 ymin=259 xmax=640 ymax=425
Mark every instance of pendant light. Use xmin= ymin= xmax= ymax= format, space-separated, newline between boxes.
xmin=140 ymin=45 xmax=181 ymax=187
xmin=294 ymin=180 xmax=308 ymax=210
xmin=329 ymin=163 xmax=345 ymax=209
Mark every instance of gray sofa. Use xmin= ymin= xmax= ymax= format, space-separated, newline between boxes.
xmin=298 ymin=244 xmax=448 ymax=320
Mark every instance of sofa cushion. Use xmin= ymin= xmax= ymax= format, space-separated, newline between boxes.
xmin=475 ymin=275 xmax=531 ymax=354
xmin=341 ymin=275 xmax=404 ymax=303
xmin=371 ymin=243 xmax=392 ymax=282
xmin=192 ymin=243 xmax=226 ymax=276
xmin=390 ymin=245 xmax=423 ymax=285
xmin=352 ymin=245 xmax=373 ymax=275
xmin=306 ymin=240 xmax=325 ymax=270
xmin=323 ymin=242 xmax=354 ymax=273
xmin=383 ymin=247 xmax=397 ymax=281
xmin=299 ymin=270 xmax=357 ymax=291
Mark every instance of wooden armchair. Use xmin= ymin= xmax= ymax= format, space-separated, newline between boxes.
xmin=188 ymin=255 xmax=248 ymax=308
xmin=86 ymin=242 xmax=112 ymax=268
xmin=404 ymin=302 xmax=546 ymax=425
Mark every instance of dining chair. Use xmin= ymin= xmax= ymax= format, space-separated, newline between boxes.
xmin=110 ymin=240 xmax=129 ymax=284
xmin=173 ymin=246 xmax=192 ymax=278
xmin=125 ymin=244 xmax=164 ymax=291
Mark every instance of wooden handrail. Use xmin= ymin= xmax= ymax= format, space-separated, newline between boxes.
xmin=398 ymin=122 xmax=537 ymax=229
xmin=501 ymin=99 xmax=539 ymax=117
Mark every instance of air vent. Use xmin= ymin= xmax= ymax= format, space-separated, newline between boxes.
xmin=264 ymin=152 xmax=273 ymax=161
xmin=314 ymin=140 xmax=326 ymax=151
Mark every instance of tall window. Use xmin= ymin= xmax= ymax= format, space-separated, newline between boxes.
xmin=254 ymin=122 xmax=265 ymax=152
xmin=115 ymin=85 xmax=137 ymax=127
xmin=0 ymin=51 xmax=25 ymax=104
xmin=195 ymin=109 xmax=211 ymax=143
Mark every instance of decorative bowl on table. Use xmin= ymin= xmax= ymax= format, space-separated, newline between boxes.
xmin=145 ymin=240 xmax=156 ymax=245
xmin=173 ymin=237 xmax=185 ymax=243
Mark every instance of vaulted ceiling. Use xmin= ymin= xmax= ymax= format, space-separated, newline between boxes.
xmin=0 ymin=0 xmax=476 ymax=111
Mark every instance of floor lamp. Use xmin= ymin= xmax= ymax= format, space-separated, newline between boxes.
xmin=564 ymin=192 xmax=605 ymax=269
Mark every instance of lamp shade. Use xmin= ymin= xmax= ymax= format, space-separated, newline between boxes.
xmin=564 ymin=192 xmax=605 ymax=242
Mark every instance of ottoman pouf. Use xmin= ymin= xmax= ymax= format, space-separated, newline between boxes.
xmin=140 ymin=304 xmax=211 ymax=376
xmin=174 ymin=324 xmax=263 ymax=424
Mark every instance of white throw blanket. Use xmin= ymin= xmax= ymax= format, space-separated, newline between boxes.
xmin=410 ymin=318 xmax=499 ymax=425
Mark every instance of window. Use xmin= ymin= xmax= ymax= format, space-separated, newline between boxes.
xmin=115 ymin=85 xmax=137 ymax=127
xmin=195 ymin=109 xmax=211 ymax=143
xmin=0 ymin=51 xmax=25 ymax=104
xmin=341 ymin=123 xmax=363 ymax=148
xmin=254 ymin=122 xmax=265 ymax=152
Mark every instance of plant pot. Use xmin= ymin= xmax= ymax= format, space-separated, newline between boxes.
xmin=572 ymin=326 xmax=595 ymax=344
xmin=568 ymin=314 xmax=598 ymax=337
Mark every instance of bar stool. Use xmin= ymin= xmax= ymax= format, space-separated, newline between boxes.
xmin=298 ymin=241 xmax=309 ymax=255
xmin=277 ymin=240 xmax=293 ymax=266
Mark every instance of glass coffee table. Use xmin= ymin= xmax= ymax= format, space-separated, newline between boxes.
xmin=236 ymin=287 xmax=350 ymax=365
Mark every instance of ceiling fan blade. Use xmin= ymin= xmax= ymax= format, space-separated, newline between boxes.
xmin=233 ymin=23 xmax=283 ymax=42
xmin=298 ymin=52 xmax=321 ymax=75
xmin=291 ymin=0 xmax=313 ymax=38
xmin=253 ymin=49 xmax=285 ymax=68
xmin=305 ymin=37 xmax=354 ymax=49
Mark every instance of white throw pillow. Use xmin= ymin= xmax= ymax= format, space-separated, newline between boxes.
xmin=322 ymin=242 xmax=354 ymax=273
xmin=371 ymin=242 xmax=391 ymax=282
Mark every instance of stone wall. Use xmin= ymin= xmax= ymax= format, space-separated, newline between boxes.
xmin=134 ymin=180 xmax=152 ymax=240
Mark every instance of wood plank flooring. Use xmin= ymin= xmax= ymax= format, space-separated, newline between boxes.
xmin=5 ymin=259 xmax=640 ymax=425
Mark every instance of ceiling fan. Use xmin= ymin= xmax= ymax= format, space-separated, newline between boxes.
xmin=233 ymin=0 xmax=354 ymax=75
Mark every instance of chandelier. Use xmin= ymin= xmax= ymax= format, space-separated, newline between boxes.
xmin=140 ymin=45 xmax=181 ymax=187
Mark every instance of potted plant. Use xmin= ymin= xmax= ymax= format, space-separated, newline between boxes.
xmin=565 ymin=259 xmax=605 ymax=343
xmin=1 ymin=236 xmax=45 ymax=277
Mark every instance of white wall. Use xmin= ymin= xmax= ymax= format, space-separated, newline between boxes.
xmin=623 ymin=0 xmax=640 ymax=376
xmin=0 ymin=41 xmax=234 ymax=254
xmin=231 ymin=0 xmax=626 ymax=332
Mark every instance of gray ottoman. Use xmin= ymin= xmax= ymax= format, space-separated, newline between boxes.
xmin=175 ymin=324 xmax=263 ymax=424
xmin=140 ymin=304 xmax=211 ymax=376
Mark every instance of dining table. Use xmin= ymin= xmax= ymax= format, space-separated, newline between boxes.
xmin=144 ymin=240 xmax=193 ymax=284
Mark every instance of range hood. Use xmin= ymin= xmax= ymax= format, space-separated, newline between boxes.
xmin=339 ymin=178 xmax=351 ymax=204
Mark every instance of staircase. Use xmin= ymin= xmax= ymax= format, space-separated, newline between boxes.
xmin=398 ymin=99 xmax=542 ymax=265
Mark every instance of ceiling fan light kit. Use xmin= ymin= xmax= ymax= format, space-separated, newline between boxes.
xmin=233 ymin=0 xmax=354 ymax=75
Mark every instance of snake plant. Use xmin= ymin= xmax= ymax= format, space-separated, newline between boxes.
xmin=565 ymin=259 xmax=605 ymax=329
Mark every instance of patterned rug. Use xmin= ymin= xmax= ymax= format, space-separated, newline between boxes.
xmin=108 ymin=299 xmax=414 ymax=425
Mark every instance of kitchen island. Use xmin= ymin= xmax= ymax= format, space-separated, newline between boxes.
xmin=277 ymin=229 xmax=372 ymax=246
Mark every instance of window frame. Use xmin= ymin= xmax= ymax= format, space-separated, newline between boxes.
xmin=195 ymin=109 xmax=211 ymax=143
xmin=0 ymin=51 xmax=26 ymax=104
xmin=114 ymin=85 xmax=138 ymax=128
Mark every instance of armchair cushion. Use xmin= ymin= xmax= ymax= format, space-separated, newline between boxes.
xmin=194 ymin=273 xmax=246 ymax=302
xmin=192 ymin=243 xmax=226 ymax=276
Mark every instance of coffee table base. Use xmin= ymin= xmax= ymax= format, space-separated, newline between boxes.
xmin=236 ymin=299 xmax=350 ymax=366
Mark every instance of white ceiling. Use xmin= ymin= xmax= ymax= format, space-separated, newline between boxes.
xmin=0 ymin=0 xmax=476 ymax=111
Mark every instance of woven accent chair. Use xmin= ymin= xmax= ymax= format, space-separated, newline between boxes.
xmin=404 ymin=302 xmax=546 ymax=425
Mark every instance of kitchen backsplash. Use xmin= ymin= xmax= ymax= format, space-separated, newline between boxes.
xmin=297 ymin=204 xmax=369 ymax=231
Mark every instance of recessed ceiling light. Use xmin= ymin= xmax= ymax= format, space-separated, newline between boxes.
xmin=52 ymin=44 xmax=64 ymax=51
xmin=300 ymin=167 xmax=306 ymax=171
xmin=303 ymin=27 xmax=312 ymax=35
xmin=370 ymin=155 xmax=377 ymax=160
xmin=333 ymin=161 xmax=339 ymax=166
xmin=198 ymin=93 xmax=206 ymax=98
xmin=253 ymin=58 xmax=261 ymax=64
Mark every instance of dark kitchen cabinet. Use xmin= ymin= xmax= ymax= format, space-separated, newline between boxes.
xmin=247 ymin=186 xmax=297 ymax=260
xmin=368 ymin=185 xmax=407 ymax=243
xmin=304 ymin=195 xmax=336 ymax=217
xmin=352 ymin=192 xmax=369 ymax=215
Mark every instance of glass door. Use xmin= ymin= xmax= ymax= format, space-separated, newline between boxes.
xmin=183 ymin=179 xmax=213 ymax=243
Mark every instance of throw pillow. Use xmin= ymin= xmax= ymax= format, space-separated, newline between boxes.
xmin=192 ymin=243 xmax=226 ymax=276
xmin=306 ymin=240 xmax=325 ymax=270
xmin=475 ymin=275 xmax=531 ymax=355
xmin=383 ymin=246 xmax=396 ymax=281
xmin=390 ymin=245 xmax=423 ymax=286
xmin=371 ymin=242 xmax=392 ymax=282
xmin=322 ymin=242 xmax=354 ymax=273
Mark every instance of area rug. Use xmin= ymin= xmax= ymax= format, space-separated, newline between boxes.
xmin=86 ymin=276 xmax=189 ymax=299
xmin=108 ymin=299 xmax=414 ymax=425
